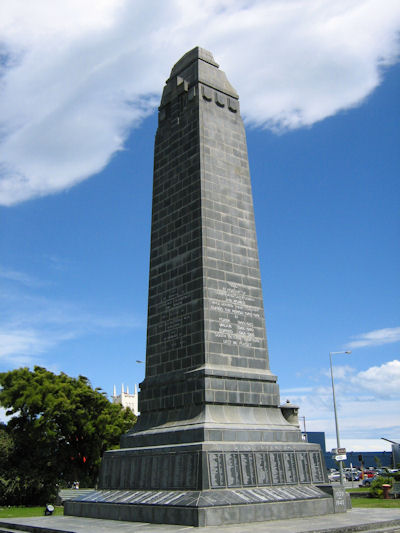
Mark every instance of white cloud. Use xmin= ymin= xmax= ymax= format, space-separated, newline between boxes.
xmin=346 ymin=327 xmax=400 ymax=349
xmin=354 ymin=360 xmax=400 ymax=396
xmin=283 ymin=359 xmax=400 ymax=450
xmin=1 ymin=0 xmax=400 ymax=205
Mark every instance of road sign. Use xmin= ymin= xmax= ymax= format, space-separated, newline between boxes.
xmin=337 ymin=448 xmax=346 ymax=454
xmin=334 ymin=454 xmax=347 ymax=461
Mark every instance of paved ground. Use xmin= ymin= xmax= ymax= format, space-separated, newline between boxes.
xmin=1 ymin=509 xmax=400 ymax=533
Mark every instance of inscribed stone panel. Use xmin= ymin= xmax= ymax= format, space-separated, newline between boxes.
xmin=208 ymin=452 xmax=226 ymax=488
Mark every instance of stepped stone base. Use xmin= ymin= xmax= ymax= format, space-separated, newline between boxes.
xmin=64 ymin=439 xmax=350 ymax=526
xmin=65 ymin=485 xmax=347 ymax=527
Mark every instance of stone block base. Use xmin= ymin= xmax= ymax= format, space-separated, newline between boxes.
xmin=64 ymin=486 xmax=339 ymax=527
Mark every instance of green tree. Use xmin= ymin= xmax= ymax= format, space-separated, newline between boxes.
xmin=0 ymin=366 xmax=136 ymax=505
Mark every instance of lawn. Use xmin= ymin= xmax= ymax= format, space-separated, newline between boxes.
xmin=351 ymin=498 xmax=400 ymax=508
xmin=346 ymin=487 xmax=369 ymax=493
xmin=0 ymin=506 xmax=64 ymax=518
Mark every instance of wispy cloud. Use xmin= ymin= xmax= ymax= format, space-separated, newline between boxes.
xmin=345 ymin=327 xmax=400 ymax=349
xmin=0 ymin=267 xmax=47 ymax=288
xmin=1 ymin=0 xmax=400 ymax=205
xmin=0 ymin=266 xmax=142 ymax=366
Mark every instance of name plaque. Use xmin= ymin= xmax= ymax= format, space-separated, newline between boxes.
xmin=226 ymin=453 xmax=242 ymax=487
xmin=310 ymin=451 xmax=325 ymax=482
xmin=297 ymin=452 xmax=311 ymax=483
xmin=150 ymin=455 xmax=160 ymax=488
xmin=128 ymin=455 xmax=137 ymax=488
xmin=208 ymin=452 xmax=226 ymax=488
xmin=172 ymin=453 xmax=185 ymax=488
xmin=139 ymin=455 xmax=151 ymax=489
xmin=240 ymin=452 xmax=256 ymax=486
xmin=183 ymin=453 xmax=198 ymax=488
xmin=159 ymin=453 xmax=171 ymax=489
xmin=255 ymin=452 xmax=270 ymax=485
xmin=270 ymin=452 xmax=285 ymax=484
xmin=283 ymin=452 xmax=298 ymax=484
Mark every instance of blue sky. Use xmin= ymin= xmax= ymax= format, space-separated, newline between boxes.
xmin=1 ymin=1 xmax=399 ymax=453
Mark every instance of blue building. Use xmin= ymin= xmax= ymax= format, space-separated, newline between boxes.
xmin=305 ymin=432 xmax=393 ymax=470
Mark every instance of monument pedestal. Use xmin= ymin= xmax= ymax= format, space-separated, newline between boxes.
xmin=65 ymin=440 xmax=341 ymax=526
xmin=66 ymin=407 xmax=342 ymax=525
xmin=65 ymin=47 xmax=349 ymax=526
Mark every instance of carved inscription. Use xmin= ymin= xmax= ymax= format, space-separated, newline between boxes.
xmin=226 ymin=453 xmax=241 ymax=487
xmin=333 ymin=486 xmax=347 ymax=511
xmin=310 ymin=451 xmax=324 ymax=483
xmin=139 ymin=455 xmax=150 ymax=489
xmin=210 ymin=281 xmax=263 ymax=348
xmin=157 ymin=289 xmax=191 ymax=346
xmin=297 ymin=452 xmax=311 ymax=483
xmin=184 ymin=453 xmax=197 ymax=488
xmin=255 ymin=452 xmax=270 ymax=485
xmin=159 ymin=453 xmax=170 ymax=489
xmin=270 ymin=452 xmax=285 ymax=484
xmin=172 ymin=453 xmax=184 ymax=488
xmin=208 ymin=452 xmax=226 ymax=488
xmin=240 ymin=452 xmax=256 ymax=486
xmin=283 ymin=452 xmax=298 ymax=484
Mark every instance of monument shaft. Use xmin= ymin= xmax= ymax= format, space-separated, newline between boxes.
xmin=65 ymin=48 xmax=348 ymax=526
xmin=135 ymin=47 xmax=278 ymax=432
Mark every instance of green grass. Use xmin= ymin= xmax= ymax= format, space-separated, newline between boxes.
xmin=351 ymin=497 xmax=400 ymax=508
xmin=346 ymin=487 xmax=369 ymax=493
xmin=0 ymin=506 xmax=64 ymax=518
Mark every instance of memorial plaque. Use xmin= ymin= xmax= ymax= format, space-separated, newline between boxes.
xmin=110 ymin=456 xmax=121 ymax=488
xmin=128 ymin=454 xmax=137 ymax=488
xmin=255 ymin=452 xmax=271 ymax=485
xmin=240 ymin=452 xmax=257 ymax=486
xmin=184 ymin=453 xmax=198 ymax=489
xmin=297 ymin=452 xmax=311 ymax=483
xmin=150 ymin=455 xmax=160 ymax=489
xmin=157 ymin=453 xmax=169 ymax=489
xmin=172 ymin=453 xmax=185 ymax=488
xmin=138 ymin=455 xmax=150 ymax=489
xmin=208 ymin=452 xmax=226 ymax=488
xmin=310 ymin=451 xmax=325 ymax=482
xmin=283 ymin=452 xmax=298 ymax=484
xmin=120 ymin=456 xmax=130 ymax=488
xmin=270 ymin=452 xmax=285 ymax=484
xmin=226 ymin=452 xmax=242 ymax=487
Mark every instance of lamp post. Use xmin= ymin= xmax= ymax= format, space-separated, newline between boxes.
xmin=329 ymin=350 xmax=351 ymax=485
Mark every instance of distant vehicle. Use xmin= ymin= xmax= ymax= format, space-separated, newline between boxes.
xmin=345 ymin=471 xmax=360 ymax=481
xmin=360 ymin=475 xmax=377 ymax=487
xmin=328 ymin=471 xmax=340 ymax=482
xmin=362 ymin=470 xmax=376 ymax=478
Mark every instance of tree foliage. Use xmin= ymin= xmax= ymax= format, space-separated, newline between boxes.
xmin=0 ymin=366 xmax=136 ymax=505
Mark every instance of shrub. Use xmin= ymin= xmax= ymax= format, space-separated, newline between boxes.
xmin=369 ymin=476 xmax=393 ymax=499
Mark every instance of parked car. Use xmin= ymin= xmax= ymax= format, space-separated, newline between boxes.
xmin=359 ymin=475 xmax=377 ymax=487
xmin=345 ymin=471 xmax=360 ymax=481
xmin=328 ymin=471 xmax=340 ymax=482
xmin=362 ymin=470 xmax=376 ymax=478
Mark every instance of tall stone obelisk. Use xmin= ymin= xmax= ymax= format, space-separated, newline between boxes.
xmin=65 ymin=48 xmax=348 ymax=526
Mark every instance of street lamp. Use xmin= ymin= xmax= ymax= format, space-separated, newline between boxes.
xmin=329 ymin=350 xmax=351 ymax=485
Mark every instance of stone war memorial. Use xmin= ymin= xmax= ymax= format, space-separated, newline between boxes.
xmin=65 ymin=47 xmax=349 ymax=526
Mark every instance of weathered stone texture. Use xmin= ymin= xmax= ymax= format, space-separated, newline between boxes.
xmin=65 ymin=47 xmax=342 ymax=526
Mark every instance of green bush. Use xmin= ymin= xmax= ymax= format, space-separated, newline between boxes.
xmin=369 ymin=476 xmax=393 ymax=499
